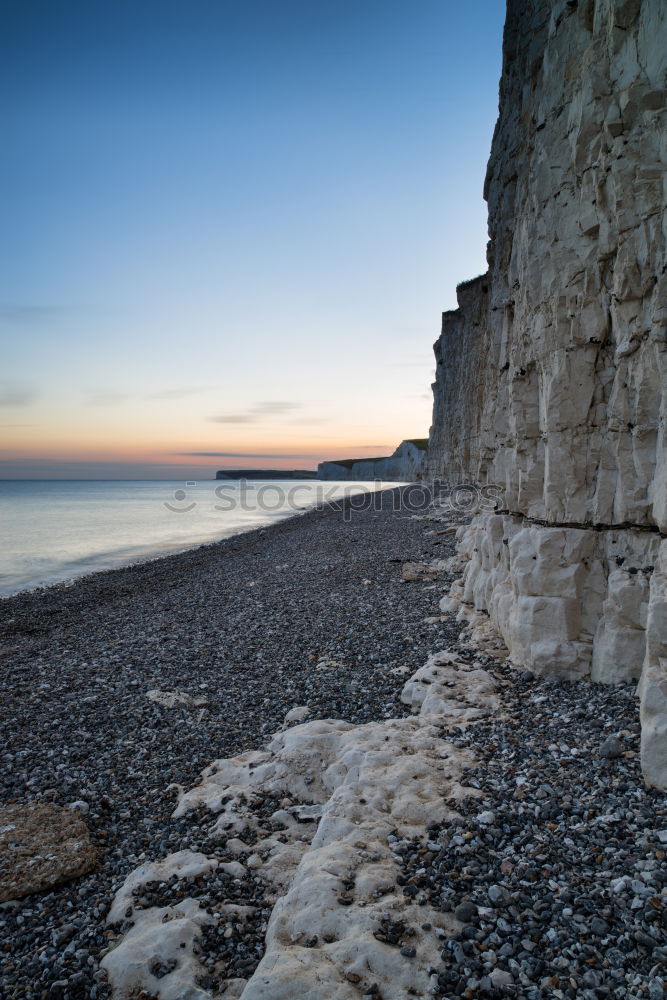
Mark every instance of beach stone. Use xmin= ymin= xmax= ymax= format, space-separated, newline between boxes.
xmin=476 ymin=810 xmax=495 ymax=825
xmin=0 ymin=803 xmax=97 ymax=902
xmin=599 ymin=736 xmax=624 ymax=760
xmin=283 ymin=705 xmax=311 ymax=725
xmin=488 ymin=884 xmax=511 ymax=907
xmin=490 ymin=968 xmax=514 ymax=989
xmin=401 ymin=561 xmax=438 ymax=582
xmin=454 ymin=901 xmax=478 ymax=923
xmin=146 ymin=689 xmax=209 ymax=709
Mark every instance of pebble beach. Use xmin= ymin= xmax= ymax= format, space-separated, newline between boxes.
xmin=1 ymin=488 xmax=666 ymax=999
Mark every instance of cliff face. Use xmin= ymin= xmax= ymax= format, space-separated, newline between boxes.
xmin=318 ymin=439 xmax=427 ymax=481
xmin=426 ymin=0 xmax=667 ymax=786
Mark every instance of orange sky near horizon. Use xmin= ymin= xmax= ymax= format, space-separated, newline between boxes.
xmin=0 ymin=0 xmax=504 ymax=479
xmin=0 ymin=383 xmax=434 ymax=477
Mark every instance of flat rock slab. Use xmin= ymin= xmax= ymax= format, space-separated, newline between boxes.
xmin=0 ymin=803 xmax=97 ymax=902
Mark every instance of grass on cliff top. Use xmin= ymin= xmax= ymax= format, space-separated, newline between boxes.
xmin=327 ymin=457 xmax=387 ymax=469
xmin=456 ymin=273 xmax=488 ymax=293
xmin=327 ymin=439 xmax=428 ymax=468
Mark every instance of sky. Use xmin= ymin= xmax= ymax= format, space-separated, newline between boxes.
xmin=0 ymin=0 xmax=505 ymax=479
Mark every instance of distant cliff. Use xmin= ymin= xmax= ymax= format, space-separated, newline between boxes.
xmin=426 ymin=0 xmax=666 ymax=787
xmin=318 ymin=439 xmax=427 ymax=481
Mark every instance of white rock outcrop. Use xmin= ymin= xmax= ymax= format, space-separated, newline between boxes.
xmin=101 ymin=653 xmax=498 ymax=998
xmin=638 ymin=539 xmax=667 ymax=788
xmin=425 ymin=0 xmax=667 ymax=786
xmin=318 ymin=439 xmax=427 ymax=481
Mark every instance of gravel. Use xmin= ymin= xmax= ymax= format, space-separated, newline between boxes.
xmin=3 ymin=489 xmax=665 ymax=999
xmin=394 ymin=667 xmax=667 ymax=999
xmin=0 ymin=487 xmax=458 ymax=999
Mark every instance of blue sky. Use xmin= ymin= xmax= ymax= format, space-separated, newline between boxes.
xmin=0 ymin=0 xmax=505 ymax=478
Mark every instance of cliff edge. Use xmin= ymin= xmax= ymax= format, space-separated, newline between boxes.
xmin=426 ymin=0 xmax=667 ymax=787
xmin=318 ymin=439 xmax=427 ymax=481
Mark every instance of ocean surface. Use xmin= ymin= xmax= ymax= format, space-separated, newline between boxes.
xmin=0 ymin=479 xmax=396 ymax=597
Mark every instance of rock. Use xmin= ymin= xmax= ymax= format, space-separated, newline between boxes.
xmin=53 ymin=923 xmax=76 ymax=946
xmin=101 ymin=899 xmax=213 ymax=1000
xmin=67 ymin=799 xmax=90 ymax=813
xmin=146 ymin=689 xmax=209 ymax=708
xmin=424 ymin=0 xmax=666 ymax=788
xmin=401 ymin=562 xmax=438 ymax=582
xmin=0 ymin=803 xmax=97 ymax=902
xmin=317 ymin=440 xmax=427 ymax=482
xmin=106 ymin=851 xmax=218 ymax=924
xmin=490 ymin=968 xmax=514 ymax=989
xmin=454 ymin=901 xmax=479 ymax=923
xmin=599 ymin=736 xmax=624 ymax=760
xmin=638 ymin=540 xmax=667 ymax=789
xmin=476 ymin=810 xmax=495 ymax=825
xmin=488 ymin=884 xmax=511 ymax=907
xmin=283 ymin=705 xmax=311 ymax=725
xmin=102 ymin=662 xmax=494 ymax=1000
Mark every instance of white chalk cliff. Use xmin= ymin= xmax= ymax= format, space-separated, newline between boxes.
xmin=427 ymin=0 xmax=666 ymax=787
xmin=318 ymin=439 xmax=427 ymax=482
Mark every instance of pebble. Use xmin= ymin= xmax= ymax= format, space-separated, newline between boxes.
xmin=3 ymin=498 xmax=666 ymax=1000
xmin=394 ymin=662 xmax=667 ymax=999
xmin=476 ymin=810 xmax=495 ymax=825
xmin=599 ymin=734 xmax=624 ymax=759
xmin=0 ymin=489 xmax=448 ymax=998
xmin=487 ymin=884 xmax=511 ymax=907
xmin=454 ymin=901 xmax=479 ymax=923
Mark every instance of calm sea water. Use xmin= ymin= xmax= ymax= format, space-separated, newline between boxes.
xmin=0 ymin=479 xmax=394 ymax=597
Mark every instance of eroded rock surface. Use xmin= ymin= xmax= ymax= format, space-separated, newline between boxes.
xmin=100 ymin=655 xmax=498 ymax=998
xmin=426 ymin=0 xmax=667 ymax=785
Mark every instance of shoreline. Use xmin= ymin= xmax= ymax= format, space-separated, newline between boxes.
xmin=1 ymin=487 xmax=454 ymax=998
xmin=0 ymin=481 xmax=400 ymax=601
xmin=1 ymin=493 xmax=664 ymax=1000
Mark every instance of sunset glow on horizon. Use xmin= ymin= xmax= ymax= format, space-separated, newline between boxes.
xmin=1 ymin=0 xmax=504 ymax=479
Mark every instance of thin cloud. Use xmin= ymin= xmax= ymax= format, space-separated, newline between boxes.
xmin=179 ymin=451 xmax=322 ymax=459
xmin=208 ymin=400 xmax=300 ymax=423
xmin=289 ymin=416 xmax=330 ymax=425
xmin=0 ymin=382 xmax=38 ymax=406
xmin=252 ymin=401 xmax=299 ymax=415
xmin=0 ymin=304 xmax=68 ymax=324
xmin=147 ymin=387 xmax=207 ymax=401
xmin=0 ymin=303 xmax=123 ymax=325
xmin=208 ymin=414 xmax=256 ymax=424
xmin=86 ymin=390 xmax=130 ymax=406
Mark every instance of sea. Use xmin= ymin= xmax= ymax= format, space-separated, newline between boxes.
xmin=0 ymin=479 xmax=395 ymax=597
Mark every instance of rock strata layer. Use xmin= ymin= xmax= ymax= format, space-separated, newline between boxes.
xmin=426 ymin=0 xmax=667 ymax=787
